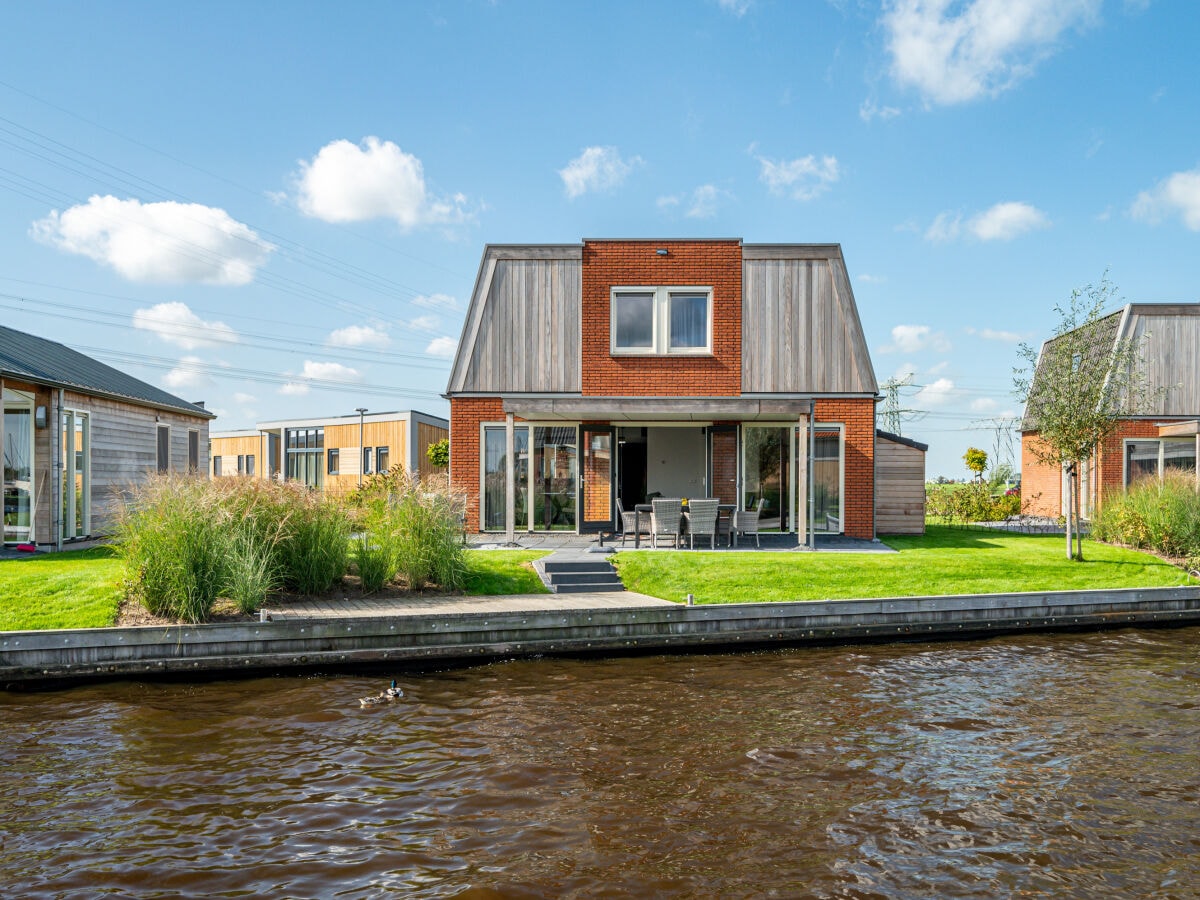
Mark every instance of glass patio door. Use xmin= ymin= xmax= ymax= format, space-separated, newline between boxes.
xmin=742 ymin=425 xmax=790 ymax=531
xmin=580 ymin=427 xmax=615 ymax=532
xmin=4 ymin=393 xmax=35 ymax=544
xmin=61 ymin=410 xmax=90 ymax=539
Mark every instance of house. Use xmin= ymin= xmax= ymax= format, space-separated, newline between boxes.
xmin=445 ymin=239 xmax=888 ymax=542
xmin=1 ymin=324 xmax=214 ymax=549
xmin=1021 ymin=303 xmax=1200 ymax=519
xmin=209 ymin=410 xmax=448 ymax=496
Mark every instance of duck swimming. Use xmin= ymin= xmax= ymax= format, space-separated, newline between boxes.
xmin=359 ymin=679 xmax=404 ymax=707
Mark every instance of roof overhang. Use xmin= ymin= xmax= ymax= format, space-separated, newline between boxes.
xmin=1157 ymin=420 xmax=1200 ymax=437
xmin=502 ymin=396 xmax=814 ymax=422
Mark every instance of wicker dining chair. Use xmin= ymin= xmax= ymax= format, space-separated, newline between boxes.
xmin=731 ymin=498 xmax=767 ymax=548
xmin=683 ymin=498 xmax=720 ymax=550
xmin=650 ymin=497 xmax=683 ymax=549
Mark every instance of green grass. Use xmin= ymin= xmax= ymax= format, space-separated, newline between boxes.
xmin=613 ymin=525 xmax=1196 ymax=604
xmin=0 ymin=547 xmax=124 ymax=631
xmin=463 ymin=550 xmax=550 ymax=595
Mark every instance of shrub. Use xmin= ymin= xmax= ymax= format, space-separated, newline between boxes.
xmin=225 ymin=524 xmax=279 ymax=614
xmin=278 ymin=498 xmax=351 ymax=594
xmin=117 ymin=475 xmax=231 ymax=623
xmin=1092 ymin=472 xmax=1200 ymax=558
xmin=925 ymin=482 xmax=1022 ymax=525
xmin=352 ymin=468 xmax=466 ymax=591
xmin=354 ymin=532 xmax=395 ymax=594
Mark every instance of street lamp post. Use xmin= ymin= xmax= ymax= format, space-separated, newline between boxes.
xmin=355 ymin=407 xmax=368 ymax=486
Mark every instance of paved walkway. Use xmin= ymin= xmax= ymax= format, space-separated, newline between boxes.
xmin=261 ymin=590 xmax=674 ymax=622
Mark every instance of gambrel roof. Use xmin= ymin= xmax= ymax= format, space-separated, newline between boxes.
xmin=445 ymin=241 xmax=878 ymax=397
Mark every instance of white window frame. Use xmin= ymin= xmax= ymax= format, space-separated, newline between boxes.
xmin=610 ymin=286 xmax=713 ymax=356
xmin=61 ymin=408 xmax=91 ymax=539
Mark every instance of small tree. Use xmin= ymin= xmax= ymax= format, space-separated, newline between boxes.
xmin=426 ymin=438 xmax=449 ymax=469
xmin=963 ymin=447 xmax=988 ymax=481
xmin=1014 ymin=273 xmax=1150 ymax=561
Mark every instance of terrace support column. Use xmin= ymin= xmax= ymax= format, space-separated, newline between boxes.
xmin=797 ymin=413 xmax=809 ymax=549
xmin=505 ymin=413 xmax=515 ymax=545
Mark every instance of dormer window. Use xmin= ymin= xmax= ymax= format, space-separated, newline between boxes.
xmin=610 ymin=286 xmax=713 ymax=355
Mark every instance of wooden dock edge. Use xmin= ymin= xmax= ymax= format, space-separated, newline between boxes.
xmin=3 ymin=586 xmax=1200 ymax=685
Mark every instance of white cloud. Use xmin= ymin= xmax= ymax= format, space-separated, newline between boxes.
xmin=425 ymin=336 xmax=457 ymax=358
xmin=407 ymin=315 xmax=440 ymax=332
xmin=859 ymin=99 xmax=902 ymax=122
xmin=718 ymin=0 xmax=752 ymax=15
xmin=31 ymin=195 xmax=273 ymax=285
xmin=966 ymin=326 xmax=1025 ymax=342
xmin=915 ymin=376 xmax=956 ymax=406
xmin=133 ymin=302 xmax=238 ymax=350
xmin=894 ymin=363 xmax=918 ymax=380
xmin=1131 ymin=167 xmax=1200 ymax=230
xmin=881 ymin=324 xmax=951 ymax=354
xmin=924 ymin=202 xmax=1048 ymax=243
xmin=882 ymin=0 xmax=1099 ymax=106
xmin=925 ymin=211 xmax=962 ymax=242
xmin=279 ymin=382 xmax=309 ymax=396
xmin=758 ymin=154 xmax=840 ymax=201
xmin=300 ymin=360 xmax=360 ymax=382
xmin=558 ymin=146 xmax=642 ymax=198
xmin=969 ymin=201 xmax=1049 ymax=240
xmin=163 ymin=356 xmax=208 ymax=391
xmin=659 ymin=185 xmax=728 ymax=218
xmin=858 ymin=273 xmax=887 ymax=284
xmin=233 ymin=392 xmax=256 ymax=405
xmin=294 ymin=137 xmax=470 ymax=228
xmin=970 ymin=397 xmax=999 ymax=412
xmin=327 ymin=324 xmax=391 ymax=348
xmin=412 ymin=293 xmax=458 ymax=310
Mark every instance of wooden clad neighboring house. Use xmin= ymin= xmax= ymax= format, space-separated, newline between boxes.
xmin=1021 ymin=302 xmax=1200 ymax=519
xmin=1 ymin=324 xmax=214 ymax=549
xmin=210 ymin=410 xmax=448 ymax=497
xmin=875 ymin=430 xmax=927 ymax=534
xmin=446 ymin=239 xmax=890 ymax=542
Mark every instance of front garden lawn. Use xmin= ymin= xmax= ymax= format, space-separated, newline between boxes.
xmin=0 ymin=546 xmax=125 ymax=631
xmin=0 ymin=547 xmax=549 ymax=632
xmin=613 ymin=525 xmax=1196 ymax=604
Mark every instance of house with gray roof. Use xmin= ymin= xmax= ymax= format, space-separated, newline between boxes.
xmin=1 ymin=324 xmax=214 ymax=548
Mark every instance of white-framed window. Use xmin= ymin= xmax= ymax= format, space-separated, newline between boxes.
xmin=1123 ymin=438 xmax=1197 ymax=486
xmin=611 ymin=286 xmax=713 ymax=356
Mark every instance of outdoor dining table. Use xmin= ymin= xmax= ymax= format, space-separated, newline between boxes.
xmin=632 ymin=501 xmax=737 ymax=548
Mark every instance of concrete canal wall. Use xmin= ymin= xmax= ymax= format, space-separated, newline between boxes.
xmin=3 ymin=586 xmax=1200 ymax=685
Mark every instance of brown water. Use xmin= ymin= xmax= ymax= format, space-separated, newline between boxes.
xmin=2 ymin=628 xmax=1198 ymax=899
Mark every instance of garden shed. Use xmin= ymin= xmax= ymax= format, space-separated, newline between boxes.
xmin=875 ymin=430 xmax=927 ymax=535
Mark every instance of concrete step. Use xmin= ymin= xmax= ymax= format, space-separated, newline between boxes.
xmin=552 ymin=582 xmax=627 ymax=593
xmin=547 ymin=571 xmax=623 ymax=586
xmin=542 ymin=559 xmax=616 ymax=574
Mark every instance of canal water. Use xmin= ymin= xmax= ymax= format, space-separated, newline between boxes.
xmin=2 ymin=627 xmax=1198 ymax=898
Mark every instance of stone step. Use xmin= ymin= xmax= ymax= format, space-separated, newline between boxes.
xmin=542 ymin=559 xmax=616 ymax=574
xmin=547 ymin=571 xmax=623 ymax=586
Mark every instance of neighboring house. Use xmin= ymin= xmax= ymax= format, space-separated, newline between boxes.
xmin=1021 ymin=303 xmax=1200 ymax=519
xmin=446 ymin=239 xmax=888 ymax=542
xmin=210 ymin=410 xmax=449 ymax=496
xmin=1 ymin=324 xmax=214 ymax=548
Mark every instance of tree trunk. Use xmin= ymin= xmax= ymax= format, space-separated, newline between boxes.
xmin=1074 ymin=467 xmax=1085 ymax=561
xmin=1064 ymin=463 xmax=1074 ymax=561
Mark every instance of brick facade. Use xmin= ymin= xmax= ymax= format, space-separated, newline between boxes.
xmin=815 ymin=398 xmax=876 ymax=539
xmin=1021 ymin=418 xmax=1195 ymax=518
xmin=449 ymin=397 xmax=506 ymax=533
xmin=580 ymin=240 xmax=742 ymax=397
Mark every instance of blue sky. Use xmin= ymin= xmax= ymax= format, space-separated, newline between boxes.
xmin=2 ymin=0 xmax=1197 ymax=478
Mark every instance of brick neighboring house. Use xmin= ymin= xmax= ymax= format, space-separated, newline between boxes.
xmin=445 ymin=239 xmax=887 ymax=542
xmin=1021 ymin=303 xmax=1200 ymax=519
